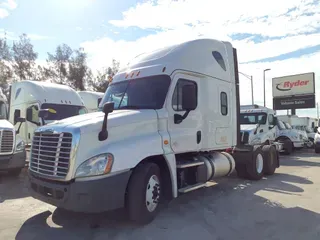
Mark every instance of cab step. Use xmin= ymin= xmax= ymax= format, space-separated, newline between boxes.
xmin=176 ymin=161 xmax=204 ymax=169
xmin=178 ymin=182 xmax=207 ymax=193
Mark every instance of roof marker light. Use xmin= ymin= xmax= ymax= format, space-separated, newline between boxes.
xmin=136 ymin=71 xmax=140 ymax=76
xmin=162 ymin=67 xmax=166 ymax=72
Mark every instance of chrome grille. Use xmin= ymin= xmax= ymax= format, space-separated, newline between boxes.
xmin=0 ymin=130 xmax=14 ymax=154
xmin=30 ymin=132 xmax=72 ymax=178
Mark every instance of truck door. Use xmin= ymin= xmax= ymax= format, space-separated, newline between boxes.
xmin=267 ymin=114 xmax=277 ymax=142
xmin=25 ymin=103 xmax=40 ymax=145
xmin=166 ymin=73 xmax=202 ymax=153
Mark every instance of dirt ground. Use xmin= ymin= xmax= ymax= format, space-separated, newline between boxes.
xmin=0 ymin=149 xmax=320 ymax=240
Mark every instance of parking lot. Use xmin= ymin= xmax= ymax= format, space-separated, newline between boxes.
xmin=1 ymin=149 xmax=320 ymax=240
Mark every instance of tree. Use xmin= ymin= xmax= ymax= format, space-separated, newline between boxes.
xmin=0 ymin=34 xmax=13 ymax=94
xmin=68 ymin=47 xmax=91 ymax=90
xmin=12 ymin=33 xmax=38 ymax=80
xmin=90 ymin=59 xmax=120 ymax=92
xmin=46 ymin=44 xmax=73 ymax=84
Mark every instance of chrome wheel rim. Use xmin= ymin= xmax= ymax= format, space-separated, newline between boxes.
xmin=256 ymin=153 xmax=263 ymax=174
xmin=145 ymin=175 xmax=160 ymax=212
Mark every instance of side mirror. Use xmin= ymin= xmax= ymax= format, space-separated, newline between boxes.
xmin=103 ymin=102 xmax=114 ymax=114
xmin=98 ymin=102 xmax=115 ymax=141
xmin=181 ymin=84 xmax=197 ymax=111
xmin=314 ymin=127 xmax=318 ymax=133
xmin=17 ymin=117 xmax=26 ymax=123
xmin=26 ymin=108 xmax=32 ymax=122
xmin=14 ymin=109 xmax=21 ymax=125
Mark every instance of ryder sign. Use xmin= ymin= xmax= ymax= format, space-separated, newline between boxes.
xmin=272 ymin=72 xmax=315 ymax=97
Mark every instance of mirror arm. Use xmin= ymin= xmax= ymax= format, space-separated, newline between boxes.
xmin=16 ymin=121 xmax=23 ymax=134
xmin=174 ymin=110 xmax=191 ymax=124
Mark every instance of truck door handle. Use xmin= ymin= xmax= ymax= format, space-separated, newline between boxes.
xmin=197 ymin=131 xmax=201 ymax=144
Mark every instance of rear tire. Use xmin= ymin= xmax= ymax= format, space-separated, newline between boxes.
xmin=126 ymin=162 xmax=161 ymax=225
xmin=246 ymin=146 xmax=264 ymax=181
xmin=262 ymin=145 xmax=277 ymax=175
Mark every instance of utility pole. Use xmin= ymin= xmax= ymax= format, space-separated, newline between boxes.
xmin=263 ymin=68 xmax=271 ymax=107
xmin=239 ymin=71 xmax=254 ymax=105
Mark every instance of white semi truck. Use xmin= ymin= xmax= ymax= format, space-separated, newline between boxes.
xmin=77 ymin=91 xmax=104 ymax=113
xmin=28 ymin=39 xmax=280 ymax=224
xmin=239 ymin=105 xmax=278 ymax=145
xmin=0 ymin=88 xmax=26 ymax=176
xmin=9 ymin=81 xmax=88 ymax=146
xmin=277 ymin=115 xmax=316 ymax=147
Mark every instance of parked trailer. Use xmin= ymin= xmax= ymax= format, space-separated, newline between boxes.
xmin=9 ymin=80 xmax=88 ymax=145
xmin=77 ymin=91 xmax=104 ymax=113
xmin=28 ymin=39 xmax=280 ymax=224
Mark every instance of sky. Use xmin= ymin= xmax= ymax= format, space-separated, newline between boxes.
xmin=1 ymin=0 xmax=320 ymax=118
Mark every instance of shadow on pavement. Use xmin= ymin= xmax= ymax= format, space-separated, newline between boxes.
xmin=15 ymin=171 xmax=320 ymax=240
xmin=0 ymin=168 xmax=30 ymax=202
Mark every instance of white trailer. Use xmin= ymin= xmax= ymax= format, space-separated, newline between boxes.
xmin=9 ymin=81 xmax=88 ymax=145
xmin=77 ymin=91 xmax=104 ymax=113
xmin=28 ymin=39 xmax=280 ymax=224
xmin=0 ymin=88 xmax=26 ymax=176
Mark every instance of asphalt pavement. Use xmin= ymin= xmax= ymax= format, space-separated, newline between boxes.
xmin=0 ymin=149 xmax=320 ymax=240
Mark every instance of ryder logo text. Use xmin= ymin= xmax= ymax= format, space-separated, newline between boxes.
xmin=276 ymin=80 xmax=309 ymax=92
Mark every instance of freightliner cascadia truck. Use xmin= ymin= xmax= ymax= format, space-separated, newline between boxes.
xmin=28 ymin=39 xmax=280 ymax=224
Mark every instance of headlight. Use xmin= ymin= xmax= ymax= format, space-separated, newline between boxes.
xmin=250 ymin=137 xmax=261 ymax=145
xmin=75 ymin=153 xmax=114 ymax=178
xmin=15 ymin=140 xmax=25 ymax=152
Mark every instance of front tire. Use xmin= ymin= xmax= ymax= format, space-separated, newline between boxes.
xmin=246 ymin=146 xmax=264 ymax=180
xmin=126 ymin=162 xmax=161 ymax=225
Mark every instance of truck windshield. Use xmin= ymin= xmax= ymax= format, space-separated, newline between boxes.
xmin=0 ymin=101 xmax=7 ymax=120
xmin=239 ymin=112 xmax=267 ymax=125
xmin=99 ymin=75 xmax=171 ymax=110
xmin=41 ymin=103 xmax=87 ymax=120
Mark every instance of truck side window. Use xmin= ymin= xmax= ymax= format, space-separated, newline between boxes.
xmin=172 ymin=79 xmax=197 ymax=111
xmin=212 ymin=51 xmax=226 ymax=71
xmin=220 ymin=92 xmax=228 ymax=115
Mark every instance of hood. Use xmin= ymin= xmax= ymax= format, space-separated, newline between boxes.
xmin=240 ymin=124 xmax=257 ymax=131
xmin=0 ymin=119 xmax=14 ymax=130
xmin=43 ymin=109 xmax=158 ymax=133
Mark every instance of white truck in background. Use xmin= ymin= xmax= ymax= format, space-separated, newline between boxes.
xmin=239 ymin=105 xmax=278 ymax=145
xmin=0 ymin=88 xmax=26 ymax=176
xmin=9 ymin=81 xmax=88 ymax=146
xmin=28 ymin=39 xmax=280 ymax=224
xmin=77 ymin=91 xmax=104 ymax=113
xmin=277 ymin=115 xmax=316 ymax=147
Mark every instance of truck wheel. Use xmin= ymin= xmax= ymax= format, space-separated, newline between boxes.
xmin=236 ymin=164 xmax=248 ymax=178
xmin=126 ymin=162 xmax=161 ymax=224
xmin=262 ymin=145 xmax=277 ymax=175
xmin=8 ymin=168 xmax=22 ymax=177
xmin=308 ymin=138 xmax=314 ymax=148
xmin=246 ymin=146 xmax=264 ymax=181
xmin=283 ymin=139 xmax=293 ymax=155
